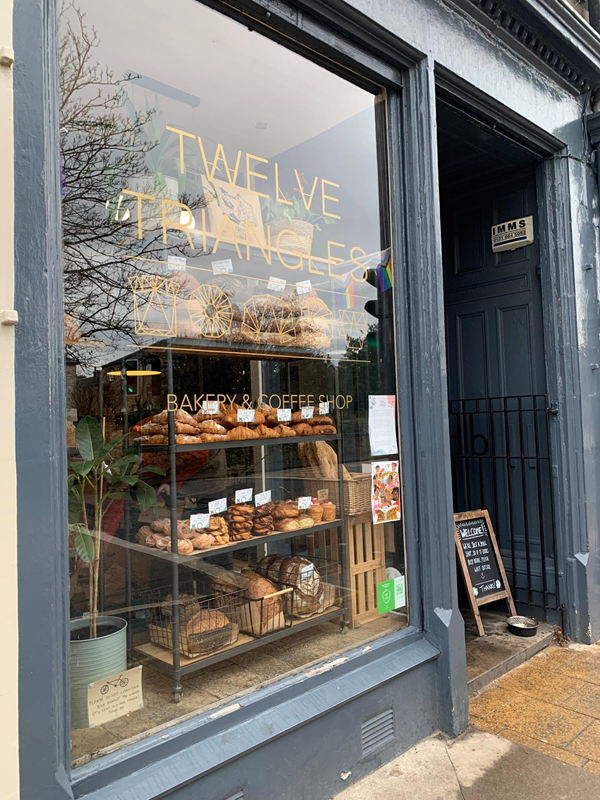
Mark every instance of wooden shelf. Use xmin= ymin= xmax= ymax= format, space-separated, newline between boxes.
xmin=140 ymin=432 xmax=339 ymax=453
xmin=135 ymin=606 xmax=345 ymax=673
xmin=121 ymin=519 xmax=342 ymax=563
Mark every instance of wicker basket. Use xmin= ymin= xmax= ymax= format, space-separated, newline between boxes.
xmin=268 ymin=220 xmax=314 ymax=255
xmin=303 ymin=469 xmax=371 ymax=516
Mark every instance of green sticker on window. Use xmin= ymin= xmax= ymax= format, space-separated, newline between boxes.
xmin=377 ymin=576 xmax=405 ymax=615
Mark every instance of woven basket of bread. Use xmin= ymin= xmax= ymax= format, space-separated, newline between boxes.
xmin=297 ymin=441 xmax=370 ymax=515
xmin=211 ymin=569 xmax=291 ymax=637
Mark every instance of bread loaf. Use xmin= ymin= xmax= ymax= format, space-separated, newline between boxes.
xmin=239 ymin=570 xmax=281 ymax=622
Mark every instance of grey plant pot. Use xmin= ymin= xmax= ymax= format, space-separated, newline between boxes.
xmin=70 ymin=615 xmax=127 ymax=729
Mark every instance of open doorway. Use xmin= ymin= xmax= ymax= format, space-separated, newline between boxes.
xmin=436 ymin=96 xmax=559 ymax=684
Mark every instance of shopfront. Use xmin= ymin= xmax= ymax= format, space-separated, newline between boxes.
xmin=13 ymin=1 xmax=600 ymax=799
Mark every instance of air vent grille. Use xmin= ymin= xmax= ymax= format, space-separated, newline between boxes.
xmin=223 ymin=791 xmax=245 ymax=800
xmin=361 ymin=708 xmax=395 ymax=756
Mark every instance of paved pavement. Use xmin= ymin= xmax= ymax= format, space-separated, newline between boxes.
xmin=335 ymin=642 xmax=600 ymax=798
xmin=333 ymin=728 xmax=600 ymax=799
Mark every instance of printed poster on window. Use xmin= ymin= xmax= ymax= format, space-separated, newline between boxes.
xmin=368 ymin=395 xmax=398 ymax=456
xmin=371 ymin=460 xmax=400 ymax=525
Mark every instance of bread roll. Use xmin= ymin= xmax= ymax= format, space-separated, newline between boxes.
xmin=272 ymin=502 xmax=299 ymax=519
xmin=191 ymin=533 xmax=215 ymax=550
xmin=274 ymin=518 xmax=300 ymax=531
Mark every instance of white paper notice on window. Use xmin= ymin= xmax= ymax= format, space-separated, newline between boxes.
xmin=190 ymin=513 xmax=210 ymax=529
xmin=212 ymin=259 xmax=233 ymax=274
xmin=208 ymin=497 xmax=227 ymax=515
xmin=368 ymin=395 xmax=398 ymax=457
xmin=301 ymin=406 xmax=314 ymax=419
xmin=235 ymin=488 xmax=253 ymax=504
xmin=268 ymin=276 xmax=286 ymax=292
xmin=168 ymin=255 xmax=187 ymax=271
xmin=297 ymin=496 xmax=311 ymax=510
xmin=202 ymin=400 xmax=220 ymax=415
xmin=255 ymin=490 xmax=272 ymax=507
xmin=237 ymin=409 xmax=255 ymax=423
xmin=277 ymin=408 xmax=292 ymax=422
xmin=296 ymin=280 xmax=312 ymax=295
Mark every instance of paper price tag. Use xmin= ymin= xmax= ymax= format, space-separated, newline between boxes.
xmin=296 ymin=280 xmax=312 ymax=295
xmin=300 ymin=564 xmax=315 ymax=578
xmin=202 ymin=400 xmax=219 ymax=415
xmin=212 ymin=259 xmax=233 ymax=274
xmin=255 ymin=490 xmax=272 ymax=507
xmin=317 ymin=489 xmax=329 ymax=501
xmin=190 ymin=513 xmax=210 ymax=529
xmin=168 ymin=255 xmax=187 ymax=271
xmin=267 ymin=276 xmax=286 ymax=292
xmin=297 ymin=496 xmax=311 ymax=510
xmin=318 ymin=401 xmax=329 ymax=415
xmin=301 ymin=407 xmax=314 ymax=419
xmin=208 ymin=497 xmax=227 ymax=515
xmin=237 ymin=408 xmax=255 ymax=423
xmin=277 ymin=408 xmax=292 ymax=422
xmin=235 ymin=488 xmax=253 ymax=503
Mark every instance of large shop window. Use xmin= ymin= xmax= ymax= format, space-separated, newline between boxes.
xmin=61 ymin=0 xmax=407 ymax=765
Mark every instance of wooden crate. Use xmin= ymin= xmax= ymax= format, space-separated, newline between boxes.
xmin=345 ymin=513 xmax=387 ymax=628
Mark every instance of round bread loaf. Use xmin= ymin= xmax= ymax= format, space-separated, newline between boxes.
xmin=278 ymin=557 xmax=322 ymax=615
xmin=257 ymin=554 xmax=286 ymax=583
xmin=240 ymin=570 xmax=281 ymax=622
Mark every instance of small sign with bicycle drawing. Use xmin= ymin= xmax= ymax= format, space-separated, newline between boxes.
xmin=87 ymin=666 xmax=143 ymax=727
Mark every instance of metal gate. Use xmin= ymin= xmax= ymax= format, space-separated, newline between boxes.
xmin=449 ymin=395 xmax=559 ymax=611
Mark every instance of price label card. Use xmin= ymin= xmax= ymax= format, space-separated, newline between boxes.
xmin=212 ymin=259 xmax=233 ymax=274
xmin=237 ymin=409 xmax=255 ymax=423
xmin=235 ymin=488 xmax=253 ymax=504
xmin=168 ymin=255 xmax=187 ymax=271
xmin=296 ymin=280 xmax=312 ymax=295
xmin=208 ymin=497 xmax=227 ymax=515
xmin=277 ymin=408 xmax=292 ymax=422
xmin=301 ymin=407 xmax=314 ymax=420
xmin=300 ymin=563 xmax=315 ymax=578
xmin=297 ymin=496 xmax=311 ymax=510
xmin=202 ymin=400 xmax=220 ymax=415
xmin=317 ymin=489 xmax=329 ymax=501
xmin=267 ymin=276 xmax=286 ymax=292
xmin=255 ymin=490 xmax=272 ymax=507
xmin=190 ymin=513 xmax=210 ymax=529
xmin=318 ymin=401 xmax=329 ymax=415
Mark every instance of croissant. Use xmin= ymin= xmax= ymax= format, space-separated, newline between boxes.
xmin=227 ymin=425 xmax=259 ymax=440
xmin=254 ymin=423 xmax=276 ymax=438
xmin=174 ymin=434 xmax=204 ymax=444
xmin=222 ymin=411 xmax=265 ymax=428
xmin=138 ymin=435 xmax=168 ymax=444
xmin=272 ymin=424 xmax=296 ymax=437
xmin=307 ymin=415 xmax=333 ymax=427
xmin=197 ymin=420 xmax=227 ymax=434
xmin=310 ymin=424 xmax=337 ymax=435
xmin=291 ymin=423 xmax=313 ymax=436
xmin=201 ymin=433 xmax=230 ymax=442
xmin=152 ymin=409 xmax=197 ymax=426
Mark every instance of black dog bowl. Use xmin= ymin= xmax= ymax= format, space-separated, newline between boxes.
xmin=507 ymin=615 xmax=538 ymax=637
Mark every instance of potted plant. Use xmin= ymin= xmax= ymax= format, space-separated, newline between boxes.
xmin=68 ymin=416 xmax=163 ymax=727
xmin=262 ymin=177 xmax=336 ymax=255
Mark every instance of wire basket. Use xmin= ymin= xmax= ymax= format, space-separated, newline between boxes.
xmin=211 ymin=572 xmax=293 ymax=638
xmin=140 ymin=583 xmax=243 ymax=658
xmin=256 ymin=556 xmax=341 ymax=620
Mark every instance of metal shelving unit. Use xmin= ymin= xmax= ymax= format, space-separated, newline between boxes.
xmin=122 ymin=339 xmax=350 ymax=701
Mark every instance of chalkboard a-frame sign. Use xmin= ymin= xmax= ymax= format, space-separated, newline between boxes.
xmin=454 ymin=510 xmax=516 ymax=636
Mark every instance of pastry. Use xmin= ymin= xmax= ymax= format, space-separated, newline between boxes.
xmin=291 ymin=423 xmax=313 ymax=436
xmin=227 ymin=425 xmax=259 ymax=440
xmin=152 ymin=409 xmax=197 ymax=426
xmin=310 ymin=424 xmax=337 ymax=435
xmin=272 ymin=424 xmax=296 ymax=437
xmin=293 ymin=294 xmax=330 ymax=315
xmin=222 ymin=411 xmax=265 ymax=428
xmin=177 ymin=521 xmax=195 ymax=539
xmin=191 ymin=533 xmax=215 ymax=550
xmin=272 ymin=502 xmax=299 ymax=519
xmin=138 ymin=434 xmax=168 ymax=445
xmin=274 ymin=518 xmax=300 ymax=531
xmin=295 ymin=332 xmax=331 ymax=350
xmin=136 ymin=525 xmax=154 ymax=544
xmin=151 ymin=518 xmax=170 ymax=533
xmin=175 ymin=434 xmax=205 ymax=444
xmin=154 ymin=536 xmax=171 ymax=549
xmin=193 ymin=404 xmax=225 ymax=423
xmin=306 ymin=501 xmax=324 ymax=523
xmin=201 ymin=433 xmax=230 ymax=442
xmin=307 ymin=415 xmax=333 ymax=427
xmin=166 ymin=538 xmax=194 ymax=555
xmin=321 ymin=501 xmax=336 ymax=521
xmin=258 ymin=403 xmax=275 ymax=416
xmin=197 ymin=420 xmax=227 ymax=434
xmin=297 ymin=514 xmax=314 ymax=529
xmin=254 ymin=423 xmax=276 ymax=438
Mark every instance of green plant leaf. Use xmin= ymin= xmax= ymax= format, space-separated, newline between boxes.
xmin=324 ymin=216 xmax=336 ymax=225
xmin=141 ymin=465 xmax=166 ymax=476
xmin=136 ymin=480 xmax=157 ymax=511
xmin=68 ymin=488 xmax=82 ymax=525
xmin=69 ymin=459 xmax=94 ymax=476
xmin=106 ymin=491 xmax=130 ymax=501
xmin=71 ymin=524 xmax=94 ymax=563
xmin=75 ymin=416 xmax=104 ymax=461
xmin=116 ymin=474 xmax=138 ymax=486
